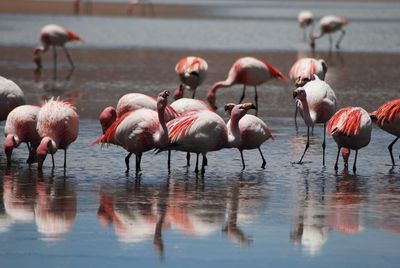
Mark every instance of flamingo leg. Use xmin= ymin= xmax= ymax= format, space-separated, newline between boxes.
xmin=137 ymin=153 xmax=142 ymax=172
xmin=239 ymin=149 xmax=245 ymax=170
xmin=322 ymin=123 xmax=326 ymax=166
xmin=298 ymin=127 xmax=310 ymax=164
xmin=167 ymin=150 xmax=171 ymax=173
xmin=125 ymin=152 xmax=133 ymax=172
xmin=63 ymin=149 xmax=67 ymax=169
xmin=186 ymin=152 xmax=190 ymax=166
xmin=303 ymin=28 xmax=306 ymax=41
xmin=353 ymin=150 xmax=358 ymax=173
xmin=194 ymin=153 xmax=199 ymax=173
xmin=254 ymin=86 xmax=259 ymax=116
xmin=294 ymin=105 xmax=298 ymax=131
xmin=53 ymin=46 xmax=57 ymax=80
xmin=239 ymin=85 xmax=246 ymax=104
xmin=335 ymin=29 xmax=346 ymax=49
xmin=63 ymin=46 xmax=75 ymax=70
xmin=258 ymin=147 xmax=266 ymax=169
xmin=51 ymin=153 xmax=55 ymax=168
xmin=329 ymin=34 xmax=333 ymax=51
xmin=191 ymin=89 xmax=196 ymax=99
xmin=388 ymin=136 xmax=399 ymax=166
xmin=334 ymin=146 xmax=341 ymax=171
xmin=26 ymin=143 xmax=33 ymax=164
xmin=201 ymin=154 xmax=207 ymax=174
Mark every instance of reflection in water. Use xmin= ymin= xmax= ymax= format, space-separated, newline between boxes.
xmin=376 ymin=174 xmax=400 ymax=234
xmin=97 ymin=174 xmax=268 ymax=255
xmin=0 ymin=171 xmax=77 ymax=241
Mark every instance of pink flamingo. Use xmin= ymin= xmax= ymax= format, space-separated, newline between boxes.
xmin=173 ymin=56 xmax=208 ymax=100
xmin=293 ymin=75 xmax=337 ymax=165
xmin=36 ymin=98 xmax=79 ymax=170
xmin=225 ymin=103 xmax=273 ymax=169
xmin=0 ymin=76 xmax=25 ymax=121
xmin=33 ymin=24 xmax=83 ymax=80
xmin=4 ymin=105 xmax=41 ymax=165
xmin=327 ymin=106 xmax=372 ymax=172
xmin=98 ymin=92 xmax=178 ymax=134
xmin=298 ymin=10 xmax=314 ymax=41
xmin=166 ymin=110 xmax=228 ymax=174
xmin=310 ymin=15 xmax=348 ymax=50
xmin=206 ymin=57 xmax=287 ymax=115
xmin=289 ymin=58 xmax=328 ymax=129
xmin=370 ymin=98 xmax=400 ymax=166
xmin=94 ymin=90 xmax=170 ymax=173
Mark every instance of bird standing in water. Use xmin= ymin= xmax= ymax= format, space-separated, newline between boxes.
xmin=298 ymin=10 xmax=314 ymax=41
xmin=310 ymin=15 xmax=348 ymax=50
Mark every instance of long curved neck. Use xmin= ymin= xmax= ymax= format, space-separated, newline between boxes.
xmin=228 ymin=115 xmax=242 ymax=147
xmin=157 ymin=105 xmax=168 ymax=146
xmin=299 ymin=99 xmax=314 ymax=126
xmin=210 ymin=75 xmax=236 ymax=94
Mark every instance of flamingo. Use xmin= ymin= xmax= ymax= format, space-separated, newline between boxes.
xmin=33 ymin=24 xmax=83 ymax=80
xmin=0 ymin=76 xmax=25 ymax=121
xmin=4 ymin=105 xmax=41 ymax=165
xmin=292 ymin=75 xmax=337 ymax=165
xmin=173 ymin=56 xmax=208 ymax=100
xmin=165 ymin=110 xmax=228 ymax=174
xmin=289 ymin=58 xmax=328 ymax=129
xmin=225 ymin=103 xmax=273 ymax=170
xmin=327 ymin=106 xmax=372 ymax=172
xmin=370 ymin=98 xmax=400 ymax=166
xmin=206 ymin=57 xmax=288 ymax=114
xmin=94 ymin=90 xmax=170 ymax=173
xmin=36 ymin=98 xmax=79 ymax=170
xmin=98 ymin=92 xmax=179 ymax=134
xmin=298 ymin=10 xmax=314 ymax=41
xmin=310 ymin=15 xmax=348 ymax=50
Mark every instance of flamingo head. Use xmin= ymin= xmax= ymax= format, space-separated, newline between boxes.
xmin=206 ymin=91 xmax=217 ymax=111
xmin=157 ymin=90 xmax=170 ymax=110
xmin=295 ymin=76 xmax=309 ymax=87
xmin=173 ymin=84 xmax=184 ymax=100
xmin=33 ymin=47 xmax=43 ymax=69
xmin=293 ymin=87 xmax=307 ymax=101
xmin=37 ymin=137 xmax=57 ymax=170
xmin=99 ymin=106 xmax=117 ymax=134
xmin=224 ymin=103 xmax=236 ymax=116
xmin=341 ymin=148 xmax=350 ymax=169
xmin=4 ymin=135 xmax=19 ymax=165
xmin=230 ymin=103 xmax=256 ymax=122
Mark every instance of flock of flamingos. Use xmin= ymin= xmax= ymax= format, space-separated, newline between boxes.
xmin=1 ymin=10 xmax=399 ymax=175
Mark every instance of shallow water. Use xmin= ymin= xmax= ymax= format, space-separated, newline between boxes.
xmin=1 ymin=1 xmax=400 ymax=267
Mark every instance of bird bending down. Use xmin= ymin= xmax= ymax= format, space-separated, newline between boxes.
xmin=298 ymin=10 xmax=314 ymax=41
xmin=225 ymin=103 xmax=273 ymax=170
xmin=94 ymin=90 xmax=170 ymax=174
xmin=293 ymin=75 xmax=337 ymax=165
xmin=166 ymin=110 xmax=228 ymax=174
xmin=0 ymin=76 xmax=25 ymax=121
xmin=173 ymin=56 xmax=208 ymax=100
xmin=33 ymin=24 xmax=83 ymax=80
xmin=98 ymin=92 xmax=178 ymax=134
xmin=310 ymin=15 xmax=348 ymax=50
xmin=370 ymin=98 xmax=400 ymax=166
xmin=289 ymin=58 xmax=328 ymax=130
xmin=206 ymin=57 xmax=288 ymax=115
xmin=36 ymin=98 xmax=79 ymax=170
xmin=327 ymin=106 xmax=372 ymax=173
xmin=4 ymin=105 xmax=41 ymax=165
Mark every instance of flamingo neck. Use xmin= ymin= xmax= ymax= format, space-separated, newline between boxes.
xmin=157 ymin=106 xmax=168 ymax=147
xmin=299 ymin=99 xmax=314 ymax=127
xmin=228 ymin=116 xmax=242 ymax=147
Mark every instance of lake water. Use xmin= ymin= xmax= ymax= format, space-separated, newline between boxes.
xmin=0 ymin=1 xmax=400 ymax=267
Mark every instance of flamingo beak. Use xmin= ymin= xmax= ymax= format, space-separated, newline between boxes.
xmin=242 ymin=103 xmax=256 ymax=110
xmin=224 ymin=103 xmax=236 ymax=112
xmin=293 ymin=89 xmax=300 ymax=99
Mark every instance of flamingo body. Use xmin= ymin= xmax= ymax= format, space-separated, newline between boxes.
xmin=327 ymin=106 xmax=371 ymax=172
xmin=310 ymin=15 xmax=348 ymax=50
xmin=370 ymin=98 xmax=400 ymax=166
xmin=170 ymin=98 xmax=211 ymax=115
xmin=298 ymin=10 xmax=313 ymax=28
xmin=174 ymin=56 xmax=208 ymax=99
xmin=4 ymin=105 xmax=41 ymax=164
xmin=206 ymin=57 xmax=287 ymax=111
xmin=289 ymin=58 xmax=328 ymax=87
xmin=0 ymin=76 xmax=25 ymax=121
xmin=36 ymin=98 xmax=79 ymax=170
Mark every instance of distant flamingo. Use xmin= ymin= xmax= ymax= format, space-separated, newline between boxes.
xmin=166 ymin=110 xmax=228 ymax=174
xmin=289 ymin=58 xmax=328 ymax=129
xmin=173 ymin=56 xmax=208 ymax=100
xmin=94 ymin=90 xmax=170 ymax=173
xmin=33 ymin=24 xmax=83 ymax=80
xmin=327 ymin=106 xmax=372 ymax=172
xmin=370 ymin=98 xmax=400 ymax=166
xmin=298 ymin=10 xmax=314 ymax=40
xmin=98 ymin=92 xmax=178 ymax=134
xmin=225 ymin=103 xmax=273 ymax=170
xmin=310 ymin=15 xmax=348 ymax=50
xmin=36 ymin=98 xmax=79 ymax=170
xmin=0 ymin=76 xmax=25 ymax=121
xmin=293 ymin=75 xmax=337 ymax=165
xmin=4 ymin=105 xmax=41 ymax=165
xmin=206 ymin=57 xmax=288 ymax=114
